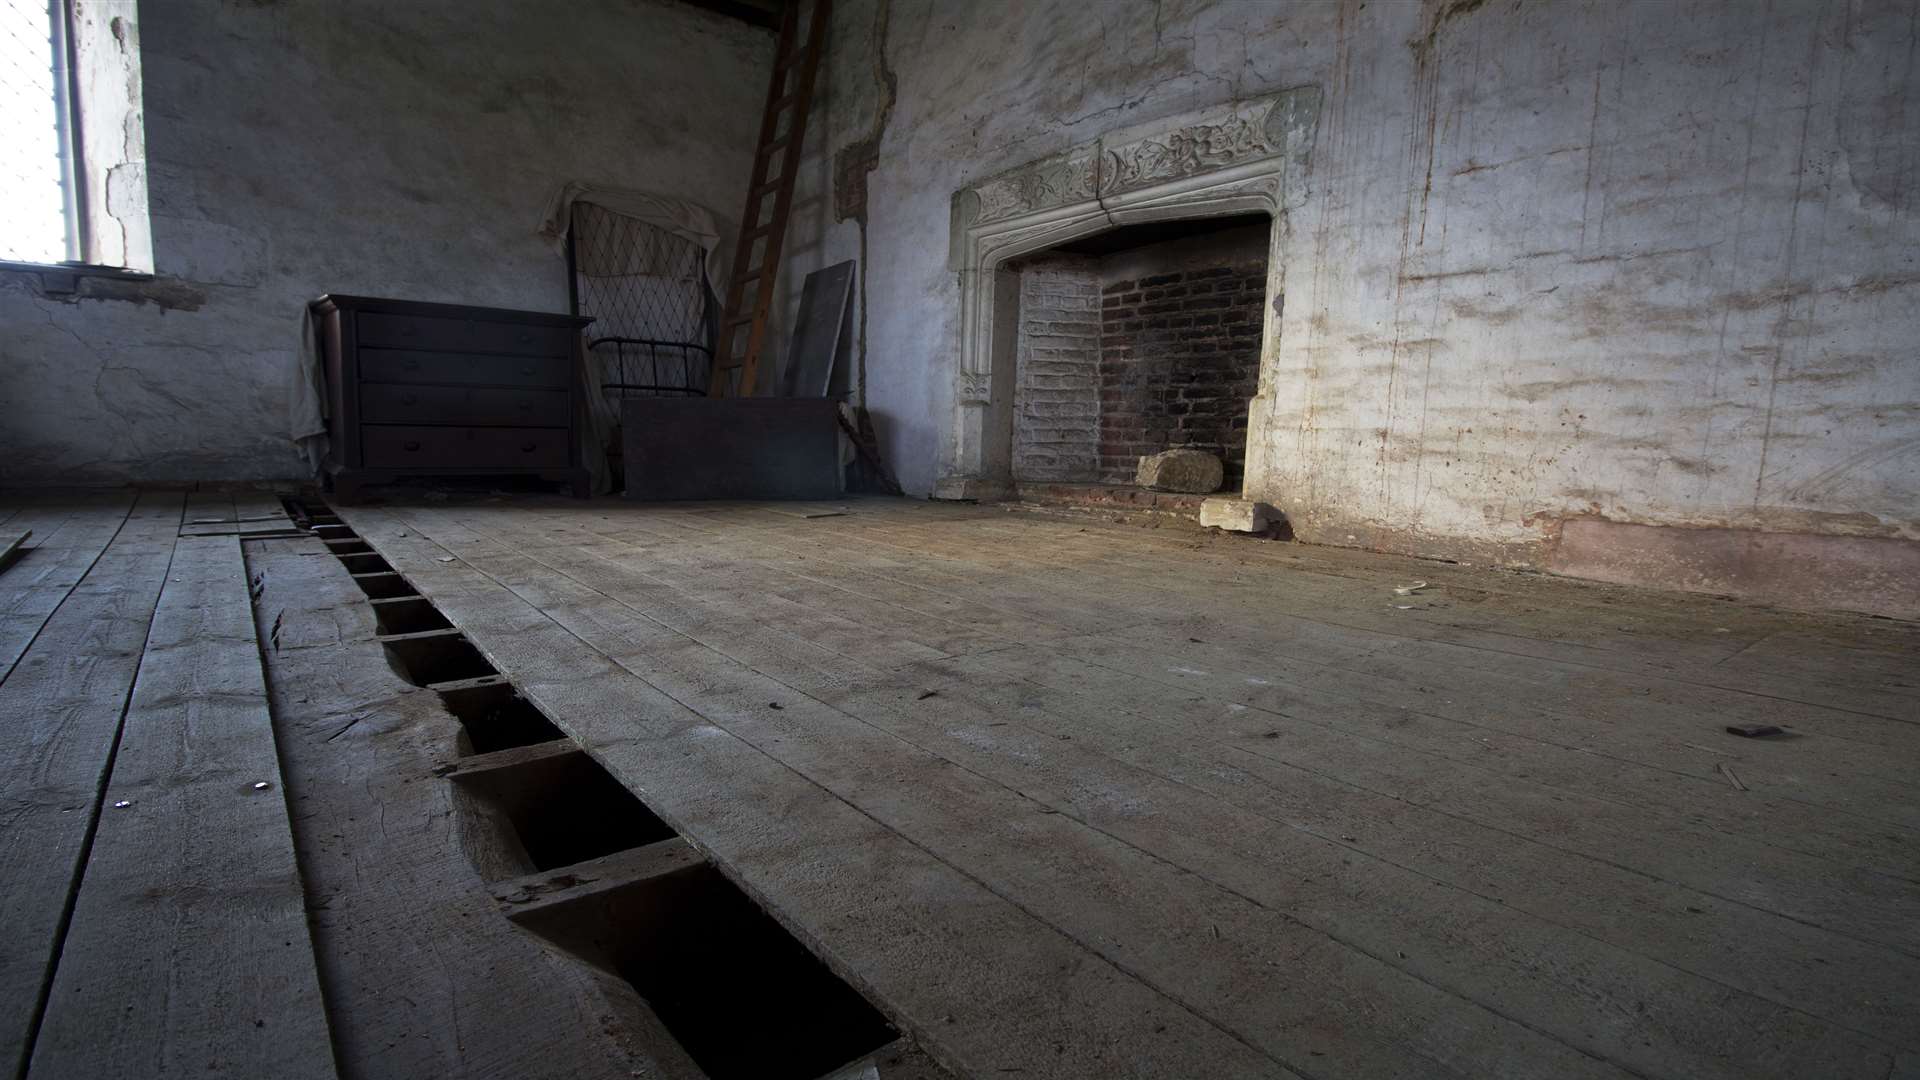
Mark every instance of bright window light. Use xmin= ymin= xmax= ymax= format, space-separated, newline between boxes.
xmin=1 ymin=0 xmax=75 ymax=265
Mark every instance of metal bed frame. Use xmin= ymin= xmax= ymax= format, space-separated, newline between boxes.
xmin=565 ymin=201 xmax=717 ymax=402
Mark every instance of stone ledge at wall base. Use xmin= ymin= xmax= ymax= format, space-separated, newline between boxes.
xmin=932 ymin=476 xmax=1014 ymax=502
xmin=1546 ymin=517 xmax=1920 ymax=622
xmin=1136 ymin=449 xmax=1225 ymax=494
xmin=1199 ymin=497 xmax=1274 ymax=533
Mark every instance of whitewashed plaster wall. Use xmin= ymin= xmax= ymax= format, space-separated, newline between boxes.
xmin=783 ymin=0 xmax=1920 ymax=572
xmin=0 ymin=0 xmax=769 ymax=485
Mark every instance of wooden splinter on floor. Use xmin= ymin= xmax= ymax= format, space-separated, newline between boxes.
xmin=0 ymin=530 xmax=31 ymax=572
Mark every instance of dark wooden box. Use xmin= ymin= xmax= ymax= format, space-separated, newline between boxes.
xmin=621 ymin=398 xmax=843 ymax=500
xmin=311 ymin=294 xmax=593 ymax=501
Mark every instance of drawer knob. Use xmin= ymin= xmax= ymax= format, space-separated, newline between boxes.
xmin=520 ymin=365 xmax=534 ymax=376
xmin=403 ymin=440 xmax=421 ymax=451
xmin=401 ymin=393 xmax=417 ymax=405
xmin=403 ymin=358 xmax=420 ymax=371
xmin=520 ymin=441 xmax=538 ymax=453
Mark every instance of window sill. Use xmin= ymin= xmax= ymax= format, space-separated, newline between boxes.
xmin=0 ymin=259 xmax=154 ymax=283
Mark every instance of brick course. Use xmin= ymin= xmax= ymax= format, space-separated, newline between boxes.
xmin=1011 ymin=260 xmax=1102 ymax=481
xmin=1011 ymin=236 xmax=1267 ymax=488
xmin=1097 ymin=261 xmax=1266 ymax=485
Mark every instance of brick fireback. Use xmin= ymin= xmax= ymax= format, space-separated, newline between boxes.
xmin=1009 ymin=222 xmax=1270 ymax=489
xmin=1097 ymin=263 xmax=1266 ymax=485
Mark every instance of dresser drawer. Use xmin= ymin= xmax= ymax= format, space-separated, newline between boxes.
xmin=362 ymin=425 xmax=570 ymax=469
xmin=361 ymin=383 xmax=570 ymax=427
xmin=358 ymin=349 xmax=569 ymax=389
xmin=357 ymin=312 xmax=573 ymax=357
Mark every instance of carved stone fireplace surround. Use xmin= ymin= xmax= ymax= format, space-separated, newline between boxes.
xmin=936 ymin=87 xmax=1321 ymax=500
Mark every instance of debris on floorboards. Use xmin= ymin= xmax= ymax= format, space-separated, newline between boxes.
xmin=0 ymin=529 xmax=29 ymax=571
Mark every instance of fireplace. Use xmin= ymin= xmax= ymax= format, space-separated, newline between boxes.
xmin=1009 ymin=217 xmax=1268 ymax=491
xmin=937 ymin=87 xmax=1320 ymax=503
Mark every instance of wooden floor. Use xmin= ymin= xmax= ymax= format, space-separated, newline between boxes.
xmin=330 ymin=495 xmax=1919 ymax=1080
xmin=3 ymin=490 xmax=1916 ymax=1079
xmin=0 ymin=490 xmax=333 ymax=1080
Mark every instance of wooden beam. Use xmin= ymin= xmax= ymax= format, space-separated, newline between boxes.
xmin=492 ymin=838 xmax=706 ymax=922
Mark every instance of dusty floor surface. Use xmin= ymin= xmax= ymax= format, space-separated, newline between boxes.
xmin=3 ymin=490 xmax=1915 ymax=1079
xmin=335 ymin=494 xmax=1919 ymax=1079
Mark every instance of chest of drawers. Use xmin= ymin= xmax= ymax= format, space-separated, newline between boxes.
xmin=311 ymin=294 xmax=593 ymax=501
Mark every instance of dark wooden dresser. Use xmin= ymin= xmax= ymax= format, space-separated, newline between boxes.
xmin=311 ymin=295 xmax=593 ymax=501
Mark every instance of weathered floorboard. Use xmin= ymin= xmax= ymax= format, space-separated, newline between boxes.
xmin=28 ymin=533 xmax=336 ymax=1080
xmin=0 ymin=493 xmax=139 ymax=684
xmin=0 ymin=491 xmax=180 ymax=1076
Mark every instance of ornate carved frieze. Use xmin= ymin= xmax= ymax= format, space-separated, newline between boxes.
xmin=1100 ymin=110 xmax=1269 ymax=196
xmin=953 ymin=87 xmax=1321 ymax=231
xmin=971 ymin=151 xmax=1101 ymax=226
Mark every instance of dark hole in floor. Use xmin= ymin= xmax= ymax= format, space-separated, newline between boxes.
xmin=381 ymin=630 xmax=497 ymax=686
xmin=370 ymin=596 xmax=452 ymax=636
xmin=454 ymin=750 xmax=676 ymax=872
xmin=598 ymin=865 xmax=897 ymax=1080
xmin=338 ymin=551 xmax=394 ymax=575
xmin=325 ymin=538 xmax=373 ymax=555
xmin=437 ymin=680 xmax=565 ymax=753
xmin=353 ymin=571 xmax=418 ymax=600
xmin=314 ymin=523 xmax=356 ymax=541
xmin=281 ymin=496 xmax=340 ymax=529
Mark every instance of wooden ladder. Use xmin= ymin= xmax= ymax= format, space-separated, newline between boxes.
xmin=709 ymin=0 xmax=833 ymax=397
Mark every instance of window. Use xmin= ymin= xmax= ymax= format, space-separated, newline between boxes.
xmin=0 ymin=0 xmax=148 ymax=271
xmin=1 ymin=0 xmax=76 ymax=263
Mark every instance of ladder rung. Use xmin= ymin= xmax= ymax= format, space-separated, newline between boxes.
xmin=715 ymin=0 xmax=824 ymax=400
